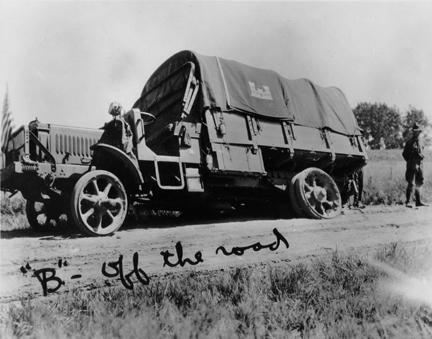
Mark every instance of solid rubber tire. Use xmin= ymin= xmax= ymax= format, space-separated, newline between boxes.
xmin=288 ymin=173 xmax=305 ymax=217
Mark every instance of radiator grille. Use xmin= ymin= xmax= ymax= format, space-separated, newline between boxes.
xmin=54 ymin=133 xmax=100 ymax=158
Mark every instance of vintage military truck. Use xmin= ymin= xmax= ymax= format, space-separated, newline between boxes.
xmin=1 ymin=50 xmax=366 ymax=236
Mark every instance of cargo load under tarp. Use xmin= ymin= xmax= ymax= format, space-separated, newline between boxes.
xmin=135 ymin=50 xmax=361 ymax=136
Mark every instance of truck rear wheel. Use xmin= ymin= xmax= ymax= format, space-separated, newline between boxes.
xmin=26 ymin=196 xmax=69 ymax=231
xmin=288 ymin=173 xmax=305 ymax=217
xmin=294 ymin=167 xmax=341 ymax=219
xmin=70 ymin=170 xmax=128 ymax=236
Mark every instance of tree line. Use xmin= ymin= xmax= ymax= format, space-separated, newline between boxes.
xmin=353 ymin=103 xmax=431 ymax=149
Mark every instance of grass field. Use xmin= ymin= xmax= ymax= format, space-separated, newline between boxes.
xmin=361 ymin=149 xmax=432 ymax=205
xmin=366 ymin=148 xmax=432 ymax=162
xmin=363 ymin=161 xmax=432 ymax=205
xmin=1 ymin=244 xmax=431 ymax=338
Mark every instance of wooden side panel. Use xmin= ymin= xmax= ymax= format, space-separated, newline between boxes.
xmin=205 ymin=111 xmax=251 ymax=145
xmin=212 ymin=143 xmax=266 ymax=173
xmin=330 ymin=132 xmax=364 ymax=156
xmin=205 ymin=110 xmax=266 ymax=173
xmin=254 ymin=121 xmax=286 ymax=147
xmin=291 ymin=125 xmax=328 ymax=152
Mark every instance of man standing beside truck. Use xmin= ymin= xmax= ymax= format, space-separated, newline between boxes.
xmin=402 ymin=122 xmax=428 ymax=208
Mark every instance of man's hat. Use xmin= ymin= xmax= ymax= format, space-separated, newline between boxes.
xmin=412 ymin=122 xmax=422 ymax=132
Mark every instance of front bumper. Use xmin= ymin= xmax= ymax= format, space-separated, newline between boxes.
xmin=1 ymin=162 xmax=26 ymax=187
xmin=1 ymin=160 xmax=90 ymax=192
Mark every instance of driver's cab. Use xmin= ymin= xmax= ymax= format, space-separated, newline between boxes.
xmin=123 ymin=108 xmax=191 ymax=191
xmin=129 ymin=61 xmax=202 ymax=191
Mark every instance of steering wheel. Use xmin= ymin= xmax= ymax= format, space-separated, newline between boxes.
xmin=141 ymin=112 xmax=156 ymax=126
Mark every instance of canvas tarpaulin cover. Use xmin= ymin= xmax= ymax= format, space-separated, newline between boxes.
xmin=135 ymin=50 xmax=361 ymax=136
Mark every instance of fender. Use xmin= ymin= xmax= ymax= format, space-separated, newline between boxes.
xmin=92 ymin=143 xmax=144 ymax=187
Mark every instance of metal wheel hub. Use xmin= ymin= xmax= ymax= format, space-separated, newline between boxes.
xmin=311 ymin=186 xmax=327 ymax=202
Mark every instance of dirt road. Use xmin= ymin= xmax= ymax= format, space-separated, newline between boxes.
xmin=1 ymin=206 xmax=431 ymax=303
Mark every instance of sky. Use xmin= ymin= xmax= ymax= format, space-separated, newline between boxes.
xmin=1 ymin=1 xmax=431 ymax=129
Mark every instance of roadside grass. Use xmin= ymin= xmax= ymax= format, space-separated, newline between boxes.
xmin=1 ymin=244 xmax=431 ymax=338
xmin=0 ymin=192 xmax=28 ymax=231
xmin=363 ymin=149 xmax=432 ymax=204
xmin=363 ymin=160 xmax=432 ymax=205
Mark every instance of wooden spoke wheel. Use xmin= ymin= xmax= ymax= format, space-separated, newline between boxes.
xmin=26 ymin=195 xmax=69 ymax=231
xmin=295 ymin=167 xmax=342 ymax=219
xmin=71 ymin=170 xmax=128 ymax=236
xmin=288 ymin=173 xmax=305 ymax=217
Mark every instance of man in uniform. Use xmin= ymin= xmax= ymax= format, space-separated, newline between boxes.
xmin=99 ymin=102 xmax=137 ymax=165
xmin=352 ymin=168 xmax=364 ymax=208
xmin=402 ymin=122 xmax=428 ymax=207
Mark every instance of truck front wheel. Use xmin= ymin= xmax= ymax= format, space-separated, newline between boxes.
xmin=70 ymin=170 xmax=128 ymax=236
xmin=26 ymin=195 xmax=68 ymax=231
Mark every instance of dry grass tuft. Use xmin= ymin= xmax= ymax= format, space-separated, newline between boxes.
xmin=0 ymin=192 xmax=28 ymax=231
